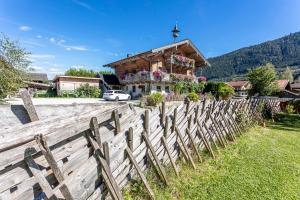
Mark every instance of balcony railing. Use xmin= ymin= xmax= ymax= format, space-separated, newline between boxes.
xmin=119 ymin=70 xmax=196 ymax=84
xmin=166 ymin=55 xmax=195 ymax=68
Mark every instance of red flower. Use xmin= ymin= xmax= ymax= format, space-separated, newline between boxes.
xmin=198 ymin=76 xmax=207 ymax=82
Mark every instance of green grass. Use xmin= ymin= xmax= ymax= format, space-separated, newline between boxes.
xmin=124 ymin=114 xmax=300 ymax=200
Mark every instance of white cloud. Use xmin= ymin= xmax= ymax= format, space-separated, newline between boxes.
xmin=70 ymin=65 xmax=86 ymax=69
xmin=65 ymin=45 xmax=88 ymax=51
xmin=31 ymin=65 xmax=44 ymax=71
xmin=22 ymin=40 xmax=44 ymax=47
xmin=19 ymin=25 xmax=32 ymax=31
xmin=36 ymin=35 xmax=42 ymax=39
xmin=49 ymin=37 xmax=56 ymax=43
xmin=29 ymin=54 xmax=56 ymax=59
xmin=72 ymin=0 xmax=93 ymax=10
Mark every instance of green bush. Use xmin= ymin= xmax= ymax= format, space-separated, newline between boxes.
xmin=74 ymin=83 xmax=101 ymax=98
xmin=218 ymin=83 xmax=235 ymax=100
xmin=187 ymin=92 xmax=199 ymax=102
xmin=204 ymin=81 xmax=234 ymax=100
xmin=33 ymin=88 xmax=57 ymax=97
xmin=146 ymin=92 xmax=163 ymax=106
xmin=285 ymin=104 xmax=295 ymax=114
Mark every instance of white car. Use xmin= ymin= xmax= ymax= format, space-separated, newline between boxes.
xmin=103 ymin=90 xmax=131 ymax=101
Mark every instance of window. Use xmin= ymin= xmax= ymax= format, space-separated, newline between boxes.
xmin=138 ymin=85 xmax=145 ymax=93
xmin=165 ymin=86 xmax=170 ymax=93
xmin=156 ymin=85 xmax=161 ymax=92
xmin=132 ymin=86 xmax=136 ymax=92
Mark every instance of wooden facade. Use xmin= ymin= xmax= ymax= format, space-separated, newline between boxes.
xmin=104 ymin=39 xmax=210 ymax=97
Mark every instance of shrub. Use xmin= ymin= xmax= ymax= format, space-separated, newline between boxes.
xmin=146 ymin=92 xmax=163 ymax=106
xmin=187 ymin=92 xmax=199 ymax=102
xmin=74 ymin=83 xmax=101 ymax=98
xmin=204 ymin=81 xmax=234 ymax=100
xmin=285 ymin=104 xmax=295 ymax=114
xmin=218 ymin=83 xmax=235 ymax=100
xmin=33 ymin=88 xmax=57 ymax=97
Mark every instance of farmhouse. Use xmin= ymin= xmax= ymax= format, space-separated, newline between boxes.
xmin=226 ymin=80 xmax=251 ymax=98
xmin=23 ymin=73 xmax=51 ymax=92
xmin=104 ymin=39 xmax=210 ymax=97
xmin=53 ymin=75 xmax=101 ymax=95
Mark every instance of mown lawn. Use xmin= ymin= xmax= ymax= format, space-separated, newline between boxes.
xmin=124 ymin=114 xmax=300 ymax=200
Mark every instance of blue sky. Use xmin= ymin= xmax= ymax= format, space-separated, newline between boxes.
xmin=1 ymin=0 xmax=300 ymax=79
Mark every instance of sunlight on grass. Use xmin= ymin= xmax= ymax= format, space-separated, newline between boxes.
xmin=124 ymin=114 xmax=300 ymax=200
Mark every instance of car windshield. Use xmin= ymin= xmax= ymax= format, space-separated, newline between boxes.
xmin=106 ymin=90 xmax=114 ymax=93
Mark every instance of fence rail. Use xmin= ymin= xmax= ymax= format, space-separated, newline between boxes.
xmin=0 ymin=97 xmax=281 ymax=200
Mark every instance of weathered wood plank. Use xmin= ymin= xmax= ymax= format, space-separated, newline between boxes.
xmin=125 ymin=147 xmax=155 ymax=200
xmin=175 ymin=127 xmax=196 ymax=169
xmin=142 ymin=132 xmax=168 ymax=185
xmin=161 ymin=137 xmax=179 ymax=176
xmin=24 ymin=150 xmax=56 ymax=199
xmin=20 ymin=90 xmax=39 ymax=122
xmin=185 ymin=129 xmax=202 ymax=162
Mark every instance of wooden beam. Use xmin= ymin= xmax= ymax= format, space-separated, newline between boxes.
xmin=87 ymin=134 xmax=123 ymax=200
xmin=142 ymin=132 xmax=169 ymax=185
xmin=144 ymin=110 xmax=150 ymax=134
xmin=103 ymin=142 xmax=110 ymax=167
xmin=127 ymin=127 xmax=134 ymax=151
xmin=35 ymin=134 xmax=65 ymax=183
xmin=90 ymin=117 xmax=102 ymax=148
xmin=161 ymin=102 xmax=166 ymax=125
xmin=112 ymin=110 xmax=121 ymax=134
xmin=185 ymin=129 xmax=202 ymax=162
xmin=203 ymin=123 xmax=219 ymax=150
xmin=161 ymin=137 xmax=179 ymax=176
xmin=125 ymin=147 xmax=155 ymax=200
xmin=172 ymin=108 xmax=177 ymax=132
xmin=25 ymin=149 xmax=57 ymax=199
xmin=20 ymin=90 xmax=39 ymax=122
xmin=59 ymin=184 xmax=74 ymax=200
xmin=196 ymin=127 xmax=215 ymax=159
xmin=175 ymin=126 xmax=196 ymax=169
xmin=163 ymin=116 xmax=169 ymax=138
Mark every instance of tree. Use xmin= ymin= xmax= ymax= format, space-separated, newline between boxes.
xmin=0 ymin=34 xmax=31 ymax=99
xmin=65 ymin=68 xmax=113 ymax=77
xmin=279 ymin=67 xmax=294 ymax=82
xmin=203 ymin=81 xmax=234 ymax=100
xmin=247 ymin=63 xmax=279 ymax=96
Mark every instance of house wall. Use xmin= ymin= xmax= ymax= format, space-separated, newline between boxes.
xmin=114 ymin=49 xmax=195 ymax=78
xmin=56 ymin=78 xmax=100 ymax=95
xmin=124 ymin=83 xmax=173 ymax=98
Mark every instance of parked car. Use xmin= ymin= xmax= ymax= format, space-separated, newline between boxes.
xmin=103 ymin=90 xmax=131 ymax=101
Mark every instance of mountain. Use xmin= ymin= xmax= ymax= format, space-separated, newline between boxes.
xmin=200 ymin=31 xmax=300 ymax=81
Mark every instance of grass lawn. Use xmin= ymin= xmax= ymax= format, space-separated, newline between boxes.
xmin=124 ymin=114 xmax=300 ymax=200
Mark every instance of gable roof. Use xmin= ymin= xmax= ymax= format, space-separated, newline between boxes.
xmin=104 ymin=39 xmax=210 ymax=68
xmin=277 ymin=80 xmax=290 ymax=91
xmin=226 ymin=81 xmax=250 ymax=89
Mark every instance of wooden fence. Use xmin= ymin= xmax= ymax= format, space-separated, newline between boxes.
xmin=0 ymin=97 xmax=281 ymax=200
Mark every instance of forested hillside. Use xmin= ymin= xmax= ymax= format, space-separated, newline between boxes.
xmin=200 ymin=32 xmax=300 ymax=80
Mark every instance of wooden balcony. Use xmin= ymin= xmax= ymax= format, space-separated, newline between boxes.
xmin=166 ymin=55 xmax=195 ymax=68
xmin=118 ymin=70 xmax=196 ymax=84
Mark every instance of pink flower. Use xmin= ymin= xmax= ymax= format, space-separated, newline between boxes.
xmin=198 ymin=76 xmax=207 ymax=82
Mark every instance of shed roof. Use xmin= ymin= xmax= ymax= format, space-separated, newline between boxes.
xmin=28 ymin=73 xmax=48 ymax=82
xmin=102 ymin=74 xmax=121 ymax=85
xmin=53 ymin=75 xmax=101 ymax=82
